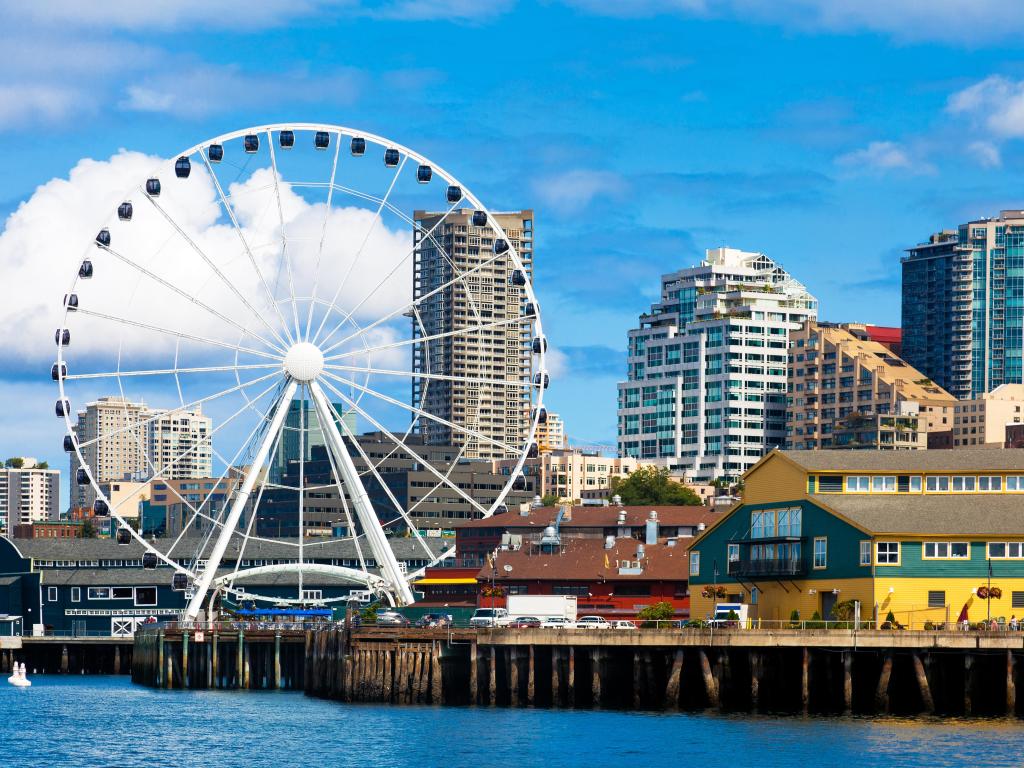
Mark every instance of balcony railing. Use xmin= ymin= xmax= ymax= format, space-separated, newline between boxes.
xmin=728 ymin=557 xmax=806 ymax=578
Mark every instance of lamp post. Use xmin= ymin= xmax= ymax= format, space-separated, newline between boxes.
xmin=988 ymin=558 xmax=993 ymax=623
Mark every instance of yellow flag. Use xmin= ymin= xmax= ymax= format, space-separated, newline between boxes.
xmin=604 ymin=553 xmax=610 ymax=569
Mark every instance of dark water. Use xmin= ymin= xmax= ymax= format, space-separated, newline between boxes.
xmin=2 ymin=676 xmax=1024 ymax=767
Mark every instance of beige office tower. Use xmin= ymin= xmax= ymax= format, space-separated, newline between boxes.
xmin=71 ymin=396 xmax=213 ymax=511
xmin=412 ymin=209 xmax=535 ymax=460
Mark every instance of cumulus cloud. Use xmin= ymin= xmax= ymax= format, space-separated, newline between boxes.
xmin=531 ymin=169 xmax=626 ymax=215
xmin=948 ymin=75 xmax=1024 ymax=140
xmin=834 ymin=141 xmax=932 ymax=175
xmin=0 ymin=84 xmax=87 ymax=129
xmin=967 ymin=140 xmax=1001 ymax=169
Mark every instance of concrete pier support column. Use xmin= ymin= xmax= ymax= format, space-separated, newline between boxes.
xmin=568 ymin=647 xmax=576 ymax=708
xmin=801 ymin=647 xmax=810 ymax=715
xmin=274 ymin=633 xmax=282 ymax=690
xmin=1008 ymin=650 xmax=1017 ymax=717
xmin=527 ymin=645 xmax=535 ymax=706
xmin=469 ymin=642 xmax=478 ymax=705
xmin=488 ymin=646 xmax=497 ymax=706
xmin=964 ymin=654 xmax=974 ymax=716
xmin=875 ymin=654 xmax=892 ymax=714
xmin=843 ymin=651 xmax=853 ymax=715
xmin=591 ymin=649 xmax=602 ymax=709
xmin=666 ymin=649 xmax=684 ymax=711
xmin=699 ymin=649 xmax=719 ymax=709
xmin=913 ymin=653 xmax=934 ymax=714
xmin=551 ymin=647 xmax=561 ymax=708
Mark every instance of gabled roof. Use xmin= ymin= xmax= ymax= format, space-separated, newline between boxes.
xmin=811 ymin=494 xmax=1024 ymax=536
xmin=457 ymin=505 xmax=718 ymax=531
xmin=775 ymin=448 xmax=1024 ymax=473
xmin=478 ymin=537 xmax=689 ymax=582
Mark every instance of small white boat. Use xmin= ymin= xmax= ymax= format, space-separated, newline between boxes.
xmin=8 ymin=662 xmax=30 ymax=687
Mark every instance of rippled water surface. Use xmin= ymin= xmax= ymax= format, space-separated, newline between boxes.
xmin=2 ymin=676 xmax=1024 ymax=767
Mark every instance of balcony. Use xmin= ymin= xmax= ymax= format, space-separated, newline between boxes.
xmin=728 ymin=556 xmax=807 ymax=578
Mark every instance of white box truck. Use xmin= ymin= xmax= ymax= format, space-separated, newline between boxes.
xmin=507 ymin=595 xmax=578 ymax=621
xmin=709 ymin=603 xmax=749 ymax=628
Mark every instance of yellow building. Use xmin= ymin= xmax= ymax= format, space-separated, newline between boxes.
xmin=688 ymin=448 xmax=1024 ymax=628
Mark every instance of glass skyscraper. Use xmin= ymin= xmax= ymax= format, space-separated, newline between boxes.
xmin=902 ymin=210 xmax=1024 ymax=400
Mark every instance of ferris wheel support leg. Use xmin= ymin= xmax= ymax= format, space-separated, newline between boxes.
xmin=309 ymin=380 xmax=415 ymax=606
xmin=184 ymin=380 xmax=298 ymax=621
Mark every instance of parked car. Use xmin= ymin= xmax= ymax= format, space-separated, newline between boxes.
xmin=508 ymin=616 xmax=542 ymax=628
xmin=576 ymin=615 xmax=611 ymax=629
xmin=469 ymin=607 xmax=510 ymax=628
xmin=376 ymin=610 xmax=410 ymax=627
xmin=540 ymin=616 xmax=574 ymax=629
xmin=611 ymin=620 xmax=638 ymax=630
xmin=414 ymin=613 xmax=452 ymax=628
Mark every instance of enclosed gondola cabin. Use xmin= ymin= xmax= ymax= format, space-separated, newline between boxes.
xmin=512 ymin=475 xmax=528 ymax=491
xmin=174 ymin=156 xmax=191 ymax=178
xmin=171 ymin=573 xmax=189 ymax=591
xmin=493 ymin=239 xmax=509 ymax=255
xmin=62 ymin=435 xmax=75 ymax=452
xmin=79 ymin=260 xmax=93 ymax=279
xmin=534 ymin=372 xmax=549 ymax=389
xmin=95 ymin=229 xmax=110 ymax=247
xmin=417 ymin=164 xmax=432 ymax=183
xmin=314 ymin=131 xmax=330 ymax=149
xmin=532 ymin=336 xmax=547 ymax=354
xmin=524 ymin=302 xmax=537 ymax=318
xmin=51 ymin=363 xmax=66 ymax=382
xmin=384 ymin=148 xmax=400 ymax=167
xmin=55 ymin=399 xmax=69 ymax=418
xmin=279 ymin=130 xmax=295 ymax=148
xmin=472 ymin=210 xmax=487 ymax=227
xmin=55 ymin=328 xmax=70 ymax=346
xmin=446 ymin=185 xmax=462 ymax=204
xmin=115 ymin=528 xmax=131 ymax=545
xmin=142 ymin=552 xmax=158 ymax=570
xmin=527 ymin=443 xmax=539 ymax=459
xmin=494 ymin=504 xmax=508 ymax=516
xmin=350 ymin=137 xmax=366 ymax=156
xmin=64 ymin=294 xmax=78 ymax=311
xmin=75 ymin=469 xmax=88 ymax=485
xmin=533 ymin=407 xmax=548 ymax=424
xmin=117 ymin=201 xmax=133 ymax=221
xmin=93 ymin=499 xmax=109 ymax=517
xmin=207 ymin=143 xmax=224 ymax=163
xmin=145 ymin=178 xmax=161 ymax=197
xmin=243 ymin=134 xmax=259 ymax=153
xmin=510 ymin=270 xmax=527 ymax=286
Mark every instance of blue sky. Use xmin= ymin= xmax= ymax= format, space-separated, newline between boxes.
xmin=4 ymin=0 xmax=1024 ymax=478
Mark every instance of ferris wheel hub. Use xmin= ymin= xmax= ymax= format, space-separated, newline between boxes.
xmin=283 ymin=342 xmax=324 ymax=382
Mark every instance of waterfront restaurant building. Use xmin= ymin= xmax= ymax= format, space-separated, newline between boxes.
xmin=688 ymin=449 xmax=1024 ymax=628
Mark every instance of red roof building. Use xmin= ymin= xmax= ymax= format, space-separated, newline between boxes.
xmin=864 ymin=325 xmax=902 ymax=356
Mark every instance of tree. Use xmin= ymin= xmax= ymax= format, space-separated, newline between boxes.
xmin=4 ymin=457 xmax=24 ymax=469
xmin=636 ymin=601 xmax=675 ymax=627
xmin=35 ymin=461 xmax=48 ymax=469
xmin=81 ymin=519 xmax=98 ymax=539
xmin=540 ymin=493 xmax=559 ymax=507
xmin=608 ymin=466 xmax=703 ymax=506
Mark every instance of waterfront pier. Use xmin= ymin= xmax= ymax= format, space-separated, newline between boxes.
xmin=134 ymin=625 xmax=1024 ymax=716
xmin=1 ymin=636 xmax=133 ymax=676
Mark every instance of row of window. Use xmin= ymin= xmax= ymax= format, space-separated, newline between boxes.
xmin=812 ymin=474 xmax=1024 ymax=494
xmin=46 ymin=585 xmax=157 ymax=606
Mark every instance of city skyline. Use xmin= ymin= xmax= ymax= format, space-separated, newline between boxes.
xmin=4 ymin=2 xmax=1024 ymax=471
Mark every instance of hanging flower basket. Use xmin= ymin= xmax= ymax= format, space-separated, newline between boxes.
xmin=977 ymin=586 xmax=989 ymax=599
xmin=990 ymin=586 xmax=1003 ymax=599
xmin=701 ymin=585 xmax=726 ymax=599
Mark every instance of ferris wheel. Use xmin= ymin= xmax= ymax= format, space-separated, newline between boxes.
xmin=52 ymin=123 xmax=546 ymax=619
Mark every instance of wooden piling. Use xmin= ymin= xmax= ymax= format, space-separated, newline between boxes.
xmin=383 ymin=649 xmax=393 ymax=702
xmin=801 ymin=647 xmax=810 ymax=715
xmin=113 ymin=645 xmax=121 ymax=676
xmin=875 ymin=653 xmax=892 ymax=713
xmin=591 ymin=648 xmax=601 ymax=709
xmin=509 ymin=647 xmax=519 ymax=706
xmin=205 ymin=639 xmax=212 ymax=688
xmin=633 ymin=651 xmax=642 ymax=710
xmin=699 ymin=649 xmax=719 ymax=708
xmin=243 ymin=641 xmax=251 ymax=690
xmin=61 ymin=644 xmax=69 ymax=673
xmin=527 ymin=645 xmax=535 ymax=706
xmin=665 ymin=649 xmax=684 ymax=710
xmin=212 ymin=633 xmax=219 ymax=689
xmin=568 ymin=647 xmax=576 ymax=707
xmin=964 ymin=654 xmax=973 ymax=716
xmin=912 ymin=653 xmax=934 ymax=714
xmin=843 ymin=651 xmax=853 ymax=715
xmin=551 ymin=647 xmax=561 ymax=708
xmin=469 ymin=642 xmax=478 ymax=705
xmin=419 ymin=648 xmax=431 ymax=703
xmin=158 ymin=631 xmax=165 ymax=687
xmin=431 ymin=644 xmax=443 ymax=704
xmin=182 ymin=633 xmax=189 ymax=689
xmin=1008 ymin=650 xmax=1017 ymax=717
xmin=274 ymin=633 xmax=282 ymax=689
xmin=489 ymin=646 xmax=497 ymax=706
xmin=236 ymin=632 xmax=244 ymax=689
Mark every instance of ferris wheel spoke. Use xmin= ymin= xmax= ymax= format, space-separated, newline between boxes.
xmin=318 ymin=376 xmax=491 ymax=516
xmin=75 ymin=308 xmax=283 ymax=362
xmin=312 ymin=155 xmax=408 ymax=346
xmin=197 ymin=148 xmax=296 ymax=348
xmin=186 ymin=379 xmax=299 ymax=620
xmin=321 ymin=371 xmax=523 ymax=458
xmin=323 ymin=315 xmax=528 ymax=363
xmin=97 ymin=244 xmax=287 ymax=356
xmin=74 ymin=371 xmax=280 ymax=450
xmin=316 ymin=424 xmax=367 ymax=571
xmin=318 ymin=249 xmax=508 ymax=357
xmin=142 ymin=186 xmax=294 ymax=350
xmin=266 ymin=131 xmax=303 ymax=342
xmin=304 ymin=131 xmax=342 ymax=342
xmin=317 ymin=394 xmax=438 ymax=562
xmin=325 ymin=363 xmax=533 ymax=390
xmin=314 ymin=191 xmax=467 ymax=348
xmin=64 ymin=363 xmax=279 ymax=381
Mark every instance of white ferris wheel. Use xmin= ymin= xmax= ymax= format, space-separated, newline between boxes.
xmin=52 ymin=123 xmax=546 ymax=619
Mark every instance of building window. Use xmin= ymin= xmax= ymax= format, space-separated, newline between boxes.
xmin=1013 ymin=591 xmax=1024 ymax=609
xmin=87 ymin=587 xmax=111 ymax=600
xmin=859 ymin=540 xmax=871 ymax=566
xmin=909 ymin=476 xmax=922 ymax=493
xmin=988 ymin=542 xmax=1024 ymax=559
xmin=876 ymin=541 xmax=899 ymax=565
xmin=845 ymin=475 xmax=869 ymax=493
xmin=872 ymin=476 xmax=896 ymax=493
xmin=689 ymin=551 xmax=700 ymax=577
xmin=952 ymin=476 xmax=976 ymax=492
xmin=134 ymin=587 xmax=157 ymax=607
xmin=927 ymin=590 xmax=946 ymax=608
xmin=813 ymin=537 xmax=827 ymax=569
xmin=924 ymin=542 xmax=969 ymax=559
xmin=979 ymin=476 xmax=1002 ymax=492
xmin=777 ymin=507 xmax=801 ymax=537
xmin=727 ymin=543 xmax=739 ymax=563
xmin=926 ymin=476 xmax=950 ymax=492
xmin=300 ymin=589 xmax=323 ymax=601
xmin=71 ymin=587 xmax=80 ymax=603
xmin=47 ymin=587 xmax=57 ymax=602
xmin=817 ymin=474 xmax=843 ymax=493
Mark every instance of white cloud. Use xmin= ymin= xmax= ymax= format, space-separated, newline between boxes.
xmin=531 ymin=169 xmax=626 ymax=214
xmin=948 ymin=75 xmax=1024 ymax=139
xmin=0 ymin=84 xmax=87 ymax=129
xmin=369 ymin=0 xmax=516 ymax=20
xmin=967 ymin=140 xmax=1002 ymax=169
xmin=544 ymin=347 xmax=569 ymax=380
xmin=834 ymin=141 xmax=933 ymax=175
